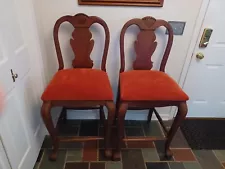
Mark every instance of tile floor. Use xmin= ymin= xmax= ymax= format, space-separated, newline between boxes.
xmin=34 ymin=120 xmax=225 ymax=169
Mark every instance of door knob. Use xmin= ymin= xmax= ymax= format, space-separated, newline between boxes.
xmin=196 ymin=53 xmax=204 ymax=60
xmin=11 ymin=69 xmax=18 ymax=82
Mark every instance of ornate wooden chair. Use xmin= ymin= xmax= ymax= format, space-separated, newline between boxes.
xmin=114 ymin=16 xmax=189 ymax=160
xmin=41 ymin=13 xmax=115 ymax=160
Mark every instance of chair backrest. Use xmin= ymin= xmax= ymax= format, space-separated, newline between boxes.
xmin=120 ymin=16 xmax=173 ymax=73
xmin=53 ymin=13 xmax=110 ymax=71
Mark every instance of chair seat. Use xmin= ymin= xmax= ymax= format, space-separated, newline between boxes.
xmin=41 ymin=69 xmax=113 ymax=101
xmin=120 ymin=70 xmax=189 ymax=101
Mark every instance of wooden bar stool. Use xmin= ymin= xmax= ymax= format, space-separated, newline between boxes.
xmin=40 ymin=13 xmax=115 ymax=161
xmin=114 ymin=16 xmax=189 ymax=160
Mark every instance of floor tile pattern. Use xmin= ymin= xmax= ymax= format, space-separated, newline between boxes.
xmin=34 ymin=120 xmax=225 ymax=169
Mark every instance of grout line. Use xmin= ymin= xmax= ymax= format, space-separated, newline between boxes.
xmin=141 ymin=124 xmax=146 ymax=137
xmin=170 ymin=148 xmax=193 ymax=150
xmin=189 ymin=149 xmax=198 ymax=162
xmin=120 ymin=150 xmax=123 ymax=169
xmin=212 ymin=150 xmax=225 ymax=168
xmin=37 ymin=149 xmax=45 ymax=169
xmin=63 ymin=150 xmax=68 ymax=169
xmin=156 ymin=121 xmax=166 ymax=138
xmin=153 ymin=142 xmax=160 ymax=160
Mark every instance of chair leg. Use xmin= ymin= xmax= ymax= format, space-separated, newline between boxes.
xmin=113 ymin=103 xmax=128 ymax=161
xmin=115 ymin=87 xmax=120 ymax=121
xmin=165 ymin=102 xmax=188 ymax=157
xmin=100 ymin=106 xmax=105 ymax=125
xmin=147 ymin=108 xmax=154 ymax=125
xmin=104 ymin=101 xmax=116 ymax=159
xmin=41 ymin=102 xmax=59 ymax=161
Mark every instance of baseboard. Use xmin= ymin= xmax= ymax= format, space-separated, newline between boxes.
xmin=186 ymin=117 xmax=225 ymax=120
xmin=67 ymin=109 xmax=170 ymax=121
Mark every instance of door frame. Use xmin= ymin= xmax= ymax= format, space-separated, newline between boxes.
xmin=170 ymin=0 xmax=211 ymax=118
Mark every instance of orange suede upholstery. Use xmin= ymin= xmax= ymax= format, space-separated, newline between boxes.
xmin=41 ymin=69 xmax=113 ymax=101
xmin=120 ymin=70 xmax=189 ymax=101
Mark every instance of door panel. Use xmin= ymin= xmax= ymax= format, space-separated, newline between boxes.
xmin=13 ymin=45 xmax=30 ymax=81
xmin=16 ymin=74 xmax=42 ymax=137
xmin=0 ymin=92 xmax=31 ymax=169
xmin=184 ymin=0 xmax=225 ymax=117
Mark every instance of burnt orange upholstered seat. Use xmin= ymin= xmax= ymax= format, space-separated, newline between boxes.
xmin=120 ymin=70 xmax=189 ymax=101
xmin=41 ymin=69 xmax=113 ymax=101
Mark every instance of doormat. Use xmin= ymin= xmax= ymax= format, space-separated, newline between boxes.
xmin=180 ymin=119 xmax=225 ymax=149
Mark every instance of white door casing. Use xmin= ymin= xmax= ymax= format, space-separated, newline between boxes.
xmin=183 ymin=0 xmax=225 ymax=117
xmin=0 ymin=0 xmax=45 ymax=168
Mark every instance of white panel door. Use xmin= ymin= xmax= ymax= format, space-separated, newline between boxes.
xmin=184 ymin=0 xmax=225 ymax=117
xmin=0 ymin=0 xmax=44 ymax=168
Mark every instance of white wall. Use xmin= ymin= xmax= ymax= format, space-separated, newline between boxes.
xmin=34 ymin=0 xmax=203 ymax=120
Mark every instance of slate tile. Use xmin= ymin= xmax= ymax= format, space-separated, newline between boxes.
xmin=146 ymin=162 xmax=170 ymax=169
xmin=122 ymin=149 xmax=145 ymax=169
xmin=99 ymin=140 xmax=124 ymax=150
xmin=82 ymin=141 xmax=97 ymax=161
xmin=194 ymin=150 xmax=223 ymax=169
xmin=143 ymin=121 xmax=164 ymax=137
xmin=106 ymin=162 xmax=122 ymax=169
xmin=99 ymin=149 xmax=112 ymax=161
xmin=66 ymin=120 xmax=81 ymax=125
xmin=58 ymin=126 xmax=79 ymax=137
xmin=41 ymin=135 xmax=82 ymax=149
xmin=66 ymin=149 xmax=82 ymax=162
xmin=163 ymin=120 xmax=173 ymax=128
xmin=172 ymin=149 xmax=196 ymax=161
xmin=90 ymin=162 xmax=105 ymax=169
xmin=41 ymin=136 xmax=52 ymax=149
xmin=79 ymin=120 xmax=98 ymax=136
xmin=125 ymin=120 xmax=144 ymax=127
xmin=183 ymin=162 xmax=202 ymax=169
xmin=142 ymin=148 xmax=160 ymax=162
xmin=127 ymin=141 xmax=154 ymax=148
xmin=60 ymin=142 xmax=83 ymax=149
xmin=65 ymin=162 xmax=89 ymax=169
xmin=98 ymin=127 xmax=105 ymax=137
xmin=125 ymin=127 xmax=144 ymax=137
xmin=57 ymin=120 xmax=80 ymax=136
xmin=213 ymin=150 xmax=225 ymax=161
xmin=169 ymin=162 xmax=185 ymax=169
xmin=154 ymin=140 xmax=174 ymax=161
xmin=154 ymin=140 xmax=166 ymax=154
xmin=39 ymin=150 xmax=66 ymax=169
xmin=170 ymin=129 xmax=190 ymax=148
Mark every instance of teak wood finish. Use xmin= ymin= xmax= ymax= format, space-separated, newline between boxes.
xmin=78 ymin=0 xmax=163 ymax=7
xmin=114 ymin=16 xmax=188 ymax=160
xmin=41 ymin=13 xmax=115 ymax=161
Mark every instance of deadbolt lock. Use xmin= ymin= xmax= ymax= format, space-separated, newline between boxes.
xmin=199 ymin=28 xmax=213 ymax=48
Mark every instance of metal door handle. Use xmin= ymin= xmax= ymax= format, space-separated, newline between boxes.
xmin=196 ymin=53 xmax=204 ymax=60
